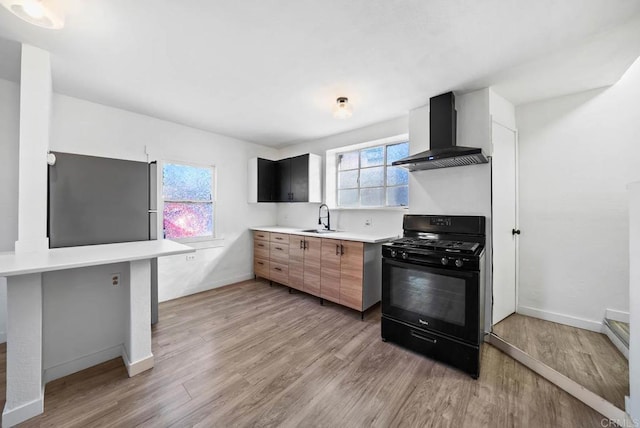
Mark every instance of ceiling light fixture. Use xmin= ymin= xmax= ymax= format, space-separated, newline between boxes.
xmin=0 ymin=0 xmax=64 ymax=29
xmin=333 ymin=97 xmax=353 ymax=119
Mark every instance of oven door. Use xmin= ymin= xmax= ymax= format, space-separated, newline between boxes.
xmin=382 ymin=258 xmax=480 ymax=344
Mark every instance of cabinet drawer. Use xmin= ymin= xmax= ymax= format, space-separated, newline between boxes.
xmin=254 ymin=258 xmax=269 ymax=279
xmin=270 ymin=233 xmax=289 ymax=243
xmin=253 ymin=231 xmax=270 ymax=241
xmin=254 ymin=239 xmax=269 ymax=259
xmin=270 ymin=261 xmax=289 ymax=285
xmin=270 ymin=242 xmax=289 ymax=263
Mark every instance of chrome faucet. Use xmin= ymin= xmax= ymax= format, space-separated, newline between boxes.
xmin=318 ymin=204 xmax=331 ymax=231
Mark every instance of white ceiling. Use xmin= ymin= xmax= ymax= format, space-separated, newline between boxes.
xmin=1 ymin=0 xmax=639 ymax=147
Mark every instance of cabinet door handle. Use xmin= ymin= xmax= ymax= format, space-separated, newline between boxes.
xmin=340 ymin=244 xmax=344 ymax=255
xmin=300 ymin=240 xmax=304 ymax=249
xmin=336 ymin=244 xmax=340 ymax=255
xmin=304 ymin=240 xmax=308 ymax=250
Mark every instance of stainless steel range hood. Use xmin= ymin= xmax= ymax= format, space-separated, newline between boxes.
xmin=393 ymin=92 xmax=488 ymax=171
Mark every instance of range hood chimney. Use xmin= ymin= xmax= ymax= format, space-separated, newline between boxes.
xmin=392 ymin=92 xmax=488 ymax=171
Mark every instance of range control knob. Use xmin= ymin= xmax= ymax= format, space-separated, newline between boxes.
xmin=390 ymin=249 xmax=397 ymax=258
xmin=455 ymin=259 xmax=464 ymax=268
xmin=401 ymin=252 xmax=408 ymax=260
xmin=440 ymin=257 xmax=448 ymax=266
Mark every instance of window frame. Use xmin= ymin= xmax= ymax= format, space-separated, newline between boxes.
xmin=159 ymin=159 xmax=218 ymax=243
xmin=335 ymin=140 xmax=409 ymax=209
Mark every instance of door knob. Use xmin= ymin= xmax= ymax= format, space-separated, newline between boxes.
xmin=512 ymin=229 xmax=521 ymax=235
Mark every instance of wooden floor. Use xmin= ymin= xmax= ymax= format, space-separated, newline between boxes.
xmin=493 ymin=313 xmax=629 ymax=410
xmin=1 ymin=280 xmax=607 ymax=427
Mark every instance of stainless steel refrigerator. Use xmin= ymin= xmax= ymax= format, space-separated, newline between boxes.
xmin=48 ymin=152 xmax=160 ymax=324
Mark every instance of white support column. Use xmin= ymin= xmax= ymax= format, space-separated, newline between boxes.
xmin=2 ymin=274 xmax=43 ymax=427
xmin=14 ymin=44 xmax=51 ymax=254
xmin=628 ymin=181 xmax=640 ymax=421
xmin=123 ymin=259 xmax=154 ymax=376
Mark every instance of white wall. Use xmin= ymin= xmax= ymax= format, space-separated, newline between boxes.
xmin=0 ymin=78 xmax=20 ymax=342
xmin=516 ymin=57 xmax=640 ymax=325
xmin=628 ymin=181 xmax=640 ymax=421
xmin=276 ymin=116 xmax=409 ymax=236
xmin=408 ymin=89 xmax=493 ymax=332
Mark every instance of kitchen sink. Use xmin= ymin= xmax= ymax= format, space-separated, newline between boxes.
xmin=300 ymin=229 xmax=337 ymax=234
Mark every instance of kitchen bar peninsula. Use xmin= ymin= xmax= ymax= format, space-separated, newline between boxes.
xmin=0 ymin=240 xmax=193 ymax=427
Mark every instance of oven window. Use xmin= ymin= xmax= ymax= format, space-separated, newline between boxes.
xmin=390 ymin=265 xmax=466 ymax=326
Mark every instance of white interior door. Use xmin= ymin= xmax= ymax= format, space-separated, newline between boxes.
xmin=491 ymin=122 xmax=518 ymax=325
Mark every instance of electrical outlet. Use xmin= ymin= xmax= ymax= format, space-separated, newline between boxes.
xmin=111 ymin=273 xmax=121 ymax=286
xmin=364 ymin=218 xmax=373 ymax=227
xmin=186 ymin=254 xmax=196 ymax=262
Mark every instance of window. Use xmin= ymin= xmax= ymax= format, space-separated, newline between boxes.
xmin=162 ymin=162 xmax=215 ymax=240
xmin=336 ymin=141 xmax=409 ymax=208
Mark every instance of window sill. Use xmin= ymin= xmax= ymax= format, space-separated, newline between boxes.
xmin=168 ymin=237 xmax=225 ymax=250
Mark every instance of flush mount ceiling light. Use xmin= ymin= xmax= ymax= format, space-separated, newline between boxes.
xmin=0 ymin=0 xmax=64 ymax=29
xmin=333 ymin=97 xmax=353 ymax=119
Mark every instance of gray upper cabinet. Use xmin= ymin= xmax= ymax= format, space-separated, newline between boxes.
xmin=248 ymin=154 xmax=321 ymax=203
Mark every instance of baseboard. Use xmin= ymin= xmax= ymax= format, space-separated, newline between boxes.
xmin=2 ymin=387 xmax=44 ymax=427
xmin=159 ymin=273 xmax=255 ymax=303
xmin=517 ymin=305 xmax=602 ymax=332
xmin=487 ymin=333 xmax=629 ymax=424
xmin=602 ymin=323 xmax=629 ymax=360
xmin=43 ymin=344 xmax=124 ymax=384
xmin=605 ymin=309 xmax=630 ymax=323
xmin=122 ymin=348 xmax=154 ymax=377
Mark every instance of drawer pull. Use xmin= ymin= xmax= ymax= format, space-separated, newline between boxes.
xmin=257 ymin=234 xmax=265 ymax=238
xmin=275 ymin=247 xmax=283 ymax=251
xmin=257 ymin=243 xmax=264 ymax=247
xmin=275 ymin=237 xmax=283 ymax=240
xmin=257 ymin=261 xmax=264 ymax=265
xmin=410 ymin=330 xmax=437 ymax=344
xmin=274 ymin=267 xmax=282 ymax=271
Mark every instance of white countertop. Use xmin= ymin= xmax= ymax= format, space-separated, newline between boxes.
xmin=250 ymin=226 xmax=399 ymax=243
xmin=0 ymin=240 xmax=194 ymax=277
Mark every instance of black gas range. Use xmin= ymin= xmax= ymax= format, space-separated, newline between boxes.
xmin=381 ymin=215 xmax=486 ymax=378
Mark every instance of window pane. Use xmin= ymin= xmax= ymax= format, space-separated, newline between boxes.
xmin=338 ymin=170 xmax=359 ymax=189
xmin=360 ymin=146 xmax=384 ymax=167
xmin=387 ymin=166 xmax=409 ymax=186
xmin=361 ymin=187 xmax=385 ymax=206
xmin=338 ymin=151 xmax=359 ymax=170
xmin=387 ymin=142 xmax=410 ymax=165
xmin=338 ymin=189 xmax=359 ymax=207
xmin=163 ymin=163 xmax=213 ymax=201
xmin=163 ymin=202 xmax=213 ymax=239
xmin=360 ymin=166 xmax=384 ymax=187
xmin=387 ymin=186 xmax=409 ymax=206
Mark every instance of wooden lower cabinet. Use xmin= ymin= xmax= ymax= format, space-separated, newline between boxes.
xmin=289 ymin=235 xmax=305 ymax=291
xmin=338 ymin=241 xmax=365 ymax=311
xmin=320 ymin=239 xmax=341 ymax=304
xmin=253 ymin=230 xmax=381 ymax=314
xmin=303 ymin=237 xmax=321 ymax=297
xmin=289 ymin=235 xmax=322 ymax=295
xmin=320 ymin=239 xmax=364 ymax=309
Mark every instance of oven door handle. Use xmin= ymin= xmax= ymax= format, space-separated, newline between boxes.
xmin=410 ymin=330 xmax=437 ymax=344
